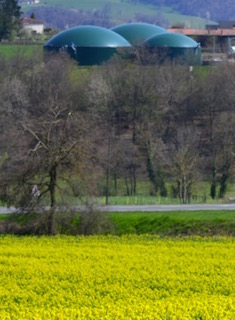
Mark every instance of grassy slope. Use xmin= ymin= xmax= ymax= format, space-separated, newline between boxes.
xmin=22 ymin=0 xmax=215 ymax=28
xmin=109 ymin=211 xmax=235 ymax=236
xmin=1 ymin=210 xmax=234 ymax=236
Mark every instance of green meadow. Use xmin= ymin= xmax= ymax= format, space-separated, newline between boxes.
xmin=0 ymin=44 xmax=43 ymax=58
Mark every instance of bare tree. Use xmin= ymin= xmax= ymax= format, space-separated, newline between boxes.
xmin=156 ymin=127 xmax=200 ymax=203
xmin=0 ymin=54 xmax=88 ymax=234
xmin=192 ymin=63 xmax=235 ymax=199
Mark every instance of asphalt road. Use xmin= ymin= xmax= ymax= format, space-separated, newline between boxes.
xmin=1 ymin=204 xmax=235 ymax=214
xmin=0 ymin=207 xmax=17 ymax=214
xmin=102 ymin=204 xmax=235 ymax=212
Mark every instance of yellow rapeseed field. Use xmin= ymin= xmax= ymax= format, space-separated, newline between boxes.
xmin=0 ymin=235 xmax=234 ymax=319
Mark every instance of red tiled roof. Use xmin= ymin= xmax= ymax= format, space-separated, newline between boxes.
xmin=21 ymin=17 xmax=44 ymax=25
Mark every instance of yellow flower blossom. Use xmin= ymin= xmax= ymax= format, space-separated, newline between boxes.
xmin=0 ymin=235 xmax=234 ymax=319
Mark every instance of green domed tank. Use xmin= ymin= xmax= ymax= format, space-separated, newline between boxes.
xmin=44 ymin=25 xmax=131 ymax=66
xmin=111 ymin=23 xmax=167 ymax=45
xmin=143 ymin=32 xmax=201 ymax=65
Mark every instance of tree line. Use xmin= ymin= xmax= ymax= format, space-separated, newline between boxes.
xmin=0 ymin=51 xmax=235 ymax=232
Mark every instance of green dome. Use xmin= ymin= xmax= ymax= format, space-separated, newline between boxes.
xmin=44 ymin=25 xmax=131 ymax=48
xmin=144 ymin=32 xmax=198 ymax=48
xmin=111 ymin=23 xmax=167 ymax=45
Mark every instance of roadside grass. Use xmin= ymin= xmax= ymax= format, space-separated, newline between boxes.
xmin=1 ymin=210 xmax=234 ymax=236
xmin=109 ymin=210 xmax=235 ymax=236
xmin=0 ymin=214 xmax=8 ymax=221
xmin=109 ymin=210 xmax=235 ymax=222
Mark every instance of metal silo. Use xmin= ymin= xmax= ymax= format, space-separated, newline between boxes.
xmin=143 ymin=32 xmax=201 ymax=65
xmin=111 ymin=23 xmax=167 ymax=46
xmin=44 ymin=25 xmax=131 ymax=66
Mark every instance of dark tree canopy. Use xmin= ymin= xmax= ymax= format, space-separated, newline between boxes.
xmin=0 ymin=0 xmax=21 ymax=41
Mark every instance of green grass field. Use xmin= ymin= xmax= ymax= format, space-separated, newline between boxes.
xmin=0 ymin=44 xmax=43 ymax=58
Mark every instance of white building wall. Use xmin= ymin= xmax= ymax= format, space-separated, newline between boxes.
xmin=23 ymin=24 xmax=44 ymax=34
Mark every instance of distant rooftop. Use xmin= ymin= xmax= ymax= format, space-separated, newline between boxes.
xmin=168 ymin=27 xmax=235 ymax=37
xmin=218 ymin=21 xmax=235 ymax=29
xmin=19 ymin=0 xmax=40 ymax=4
xmin=21 ymin=17 xmax=44 ymax=25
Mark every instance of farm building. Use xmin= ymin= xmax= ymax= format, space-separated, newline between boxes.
xmin=44 ymin=24 xmax=201 ymax=66
xmin=44 ymin=25 xmax=131 ymax=66
xmin=21 ymin=17 xmax=44 ymax=34
xmin=111 ymin=23 xmax=167 ymax=45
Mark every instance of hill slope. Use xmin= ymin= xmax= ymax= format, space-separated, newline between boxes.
xmin=137 ymin=0 xmax=235 ymax=21
xmin=21 ymin=0 xmax=216 ymax=30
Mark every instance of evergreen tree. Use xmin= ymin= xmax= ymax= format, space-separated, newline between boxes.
xmin=0 ymin=0 xmax=21 ymax=41
xmin=30 ymin=12 xmax=36 ymax=19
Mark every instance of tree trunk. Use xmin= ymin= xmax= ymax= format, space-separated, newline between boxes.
xmin=105 ymin=134 xmax=111 ymax=205
xmin=146 ymin=149 xmax=158 ymax=193
xmin=125 ymin=175 xmax=130 ymax=196
xmin=210 ymin=166 xmax=217 ymax=199
xmin=133 ymin=164 xmax=137 ymax=195
xmin=183 ymin=174 xmax=187 ymax=204
xmin=48 ymin=164 xmax=57 ymax=235
xmin=113 ymin=171 xmax=117 ymax=195
xmin=132 ymin=89 xmax=137 ymax=144
xmin=219 ymin=162 xmax=230 ymax=198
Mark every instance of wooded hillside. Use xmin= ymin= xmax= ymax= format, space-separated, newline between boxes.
xmin=21 ymin=0 xmax=215 ymax=30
